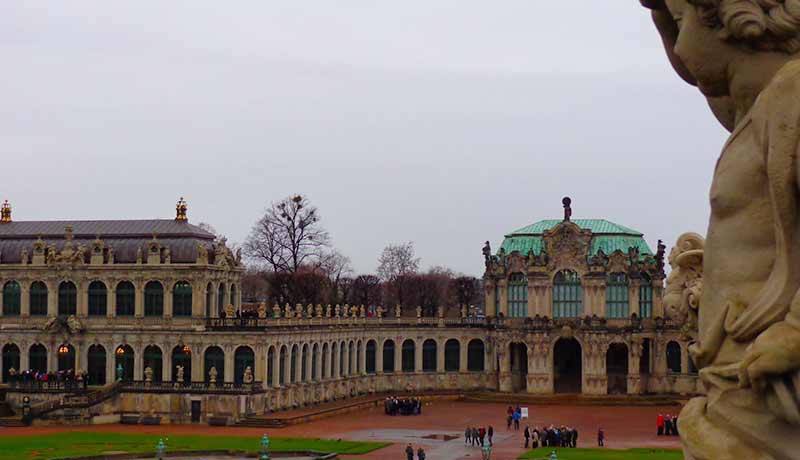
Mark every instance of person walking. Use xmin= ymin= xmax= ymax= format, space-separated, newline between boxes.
xmin=405 ymin=444 xmax=414 ymax=460
xmin=598 ymin=427 xmax=605 ymax=447
xmin=417 ymin=447 xmax=426 ymax=460
xmin=472 ymin=427 xmax=479 ymax=447
xmin=506 ymin=406 xmax=514 ymax=430
xmin=513 ymin=409 xmax=521 ymax=430
xmin=657 ymin=414 xmax=664 ymax=436
xmin=532 ymin=428 xmax=540 ymax=449
xmin=481 ymin=441 xmax=491 ymax=460
xmin=478 ymin=426 xmax=486 ymax=446
xmin=465 ymin=426 xmax=471 ymax=445
xmin=524 ymin=426 xmax=531 ymax=448
xmin=487 ymin=425 xmax=494 ymax=446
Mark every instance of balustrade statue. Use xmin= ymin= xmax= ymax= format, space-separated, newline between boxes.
xmin=208 ymin=366 xmax=218 ymax=384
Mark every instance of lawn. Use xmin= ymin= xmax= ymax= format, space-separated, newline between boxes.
xmin=518 ymin=447 xmax=683 ymax=460
xmin=0 ymin=431 xmax=389 ymax=460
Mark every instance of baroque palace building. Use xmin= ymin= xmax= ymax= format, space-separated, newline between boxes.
xmin=0 ymin=198 xmax=697 ymax=425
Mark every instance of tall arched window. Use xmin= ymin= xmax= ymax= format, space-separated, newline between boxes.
xmin=58 ymin=343 xmax=76 ymax=372
xmin=205 ymin=283 xmax=214 ymax=317
xmin=339 ymin=342 xmax=346 ymax=376
xmin=444 ymin=339 xmax=460 ymax=372
xmin=606 ymin=273 xmax=629 ymax=319
xmin=173 ymin=281 xmax=193 ymax=317
xmin=217 ymin=283 xmax=226 ymax=315
xmin=382 ymin=340 xmax=395 ymax=373
xmin=88 ymin=281 xmax=107 ymax=316
xmin=279 ymin=346 xmax=287 ymax=385
xmin=666 ymin=341 xmax=682 ymax=373
xmin=204 ymin=346 xmax=225 ymax=383
xmin=235 ymin=346 xmax=255 ymax=384
xmin=311 ymin=344 xmax=319 ymax=380
xmin=508 ymin=273 xmax=528 ymax=318
xmin=143 ymin=345 xmax=163 ymax=382
xmin=116 ymin=281 xmax=135 ymax=316
xmin=467 ymin=339 xmax=485 ymax=371
xmin=3 ymin=281 xmax=21 ymax=316
xmin=144 ymin=281 xmax=164 ymax=317
xmin=115 ymin=345 xmax=134 ymax=381
xmin=290 ymin=344 xmax=298 ymax=383
xmin=230 ymin=285 xmax=236 ymax=307
xmin=366 ymin=340 xmax=376 ymax=374
xmin=301 ymin=344 xmax=309 ymax=381
xmin=322 ymin=343 xmax=329 ymax=379
xmin=87 ymin=344 xmax=106 ymax=385
xmin=402 ymin=340 xmax=415 ymax=372
xmin=29 ymin=282 xmax=48 ymax=316
xmin=58 ymin=281 xmax=77 ymax=316
xmin=553 ymin=270 xmax=582 ymax=318
xmin=639 ymin=273 xmax=653 ymax=318
xmin=267 ymin=346 xmax=275 ymax=386
xmin=422 ymin=339 xmax=437 ymax=372
xmin=172 ymin=345 xmax=192 ymax=384
xmin=2 ymin=344 xmax=20 ymax=382
xmin=356 ymin=341 xmax=362 ymax=375
xmin=29 ymin=344 xmax=47 ymax=373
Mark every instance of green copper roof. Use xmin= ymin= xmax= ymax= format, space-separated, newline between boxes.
xmin=499 ymin=219 xmax=653 ymax=257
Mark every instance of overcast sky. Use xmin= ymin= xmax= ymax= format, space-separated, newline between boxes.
xmin=1 ymin=1 xmax=727 ymax=276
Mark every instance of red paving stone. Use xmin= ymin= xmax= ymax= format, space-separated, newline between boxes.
xmin=0 ymin=401 xmax=683 ymax=459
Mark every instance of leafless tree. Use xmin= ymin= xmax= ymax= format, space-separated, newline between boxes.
xmin=317 ymin=250 xmax=353 ymax=304
xmin=349 ymin=274 xmax=383 ymax=306
xmin=244 ymin=194 xmax=331 ymax=273
xmin=376 ymin=242 xmax=420 ymax=281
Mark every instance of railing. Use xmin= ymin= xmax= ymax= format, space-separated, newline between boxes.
xmin=4 ymin=380 xmax=88 ymax=393
xmin=119 ymin=380 xmax=265 ymax=394
xmin=27 ymin=381 xmax=122 ymax=420
xmin=204 ymin=316 xmax=488 ymax=330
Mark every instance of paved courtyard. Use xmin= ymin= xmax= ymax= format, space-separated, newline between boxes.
xmin=0 ymin=401 xmax=683 ymax=460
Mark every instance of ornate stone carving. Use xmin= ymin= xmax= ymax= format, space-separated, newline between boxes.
xmin=543 ymin=221 xmax=592 ymax=275
xmin=664 ymin=233 xmax=704 ymax=340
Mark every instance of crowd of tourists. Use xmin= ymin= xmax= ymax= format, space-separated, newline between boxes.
xmin=5 ymin=368 xmax=89 ymax=389
xmin=384 ymin=397 xmax=423 ymax=416
xmin=657 ymin=414 xmax=679 ymax=436
xmin=522 ymin=425 xmax=579 ymax=449
xmin=464 ymin=425 xmax=494 ymax=447
xmin=404 ymin=444 xmax=427 ymax=460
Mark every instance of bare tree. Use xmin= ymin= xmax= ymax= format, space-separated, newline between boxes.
xmin=317 ymin=250 xmax=353 ymax=304
xmin=349 ymin=274 xmax=383 ymax=306
xmin=376 ymin=242 xmax=420 ymax=281
xmin=244 ymin=195 xmax=331 ymax=273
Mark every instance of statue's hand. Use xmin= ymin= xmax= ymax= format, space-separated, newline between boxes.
xmin=739 ymin=322 xmax=800 ymax=391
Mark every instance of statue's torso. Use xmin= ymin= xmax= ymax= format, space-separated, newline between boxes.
xmin=702 ymin=112 xmax=775 ymax=364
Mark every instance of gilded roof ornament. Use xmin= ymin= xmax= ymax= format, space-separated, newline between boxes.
xmin=175 ymin=197 xmax=188 ymax=222
xmin=0 ymin=200 xmax=11 ymax=223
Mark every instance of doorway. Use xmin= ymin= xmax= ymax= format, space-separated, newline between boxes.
xmin=191 ymin=400 xmax=201 ymax=423
xmin=553 ymin=338 xmax=582 ymax=393
xmin=510 ymin=342 xmax=528 ymax=393
xmin=606 ymin=343 xmax=629 ymax=394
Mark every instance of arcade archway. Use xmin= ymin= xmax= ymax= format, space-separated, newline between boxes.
xmin=510 ymin=342 xmax=528 ymax=393
xmin=606 ymin=343 xmax=629 ymax=394
xmin=553 ymin=338 xmax=582 ymax=393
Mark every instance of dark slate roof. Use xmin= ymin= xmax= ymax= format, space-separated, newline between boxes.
xmin=0 ymin=220 xmax=216 ymax=264
xmin=0 ymin=220 xmax=215 ymax=239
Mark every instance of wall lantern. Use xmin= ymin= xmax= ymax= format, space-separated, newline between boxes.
xmin=58 ymin=345 xmax=70 ymax=354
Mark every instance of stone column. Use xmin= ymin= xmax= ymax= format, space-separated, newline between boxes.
xmin=360 ymin=342 xmax=367 ymax=375
xmin=394 ymin=341 xmax=403 ymax=373
xmin=162 ymin=348 xmax=171 ymax=382
xmin=106 ymin=343 xmax=116 ymax=383
xmin=414 ymin=340 xmax=423 ymax=372
xmin=211 ymin=284 xmax=219 ymax=318
xmin=315 ymin=346 xmax=323 ymax=380
xmin=436 ymin=339 xmax=445 ymax=373
xmin=314 ymin=346 xmax=323 ymax=382
xmin=75 ymin=341 xmax=85 ymax=373
xmin=0 ymin=284 xmax=5 ymax=317
xmin=106 ymin=287 xmax=115 ymax=318
xmin=484 ymin=280 xmax=497 ymax=317
xmin=134 ymin=346 xmax=144 ymax=381
xmin=498 ymin=343 xmax=512 ymax=392
xmin=459 ymin=340 xmax=468 ymax=372
xmin=283 ymin=348 xmax=292 ymax=385
xmin=20 ymin=347 xmax=29 ymax=371
xmin=272 ymin=348 xmax=281 ymax=388
xmin=77 ymin=281 xmax=88 ymax=318
xmin=134 ymin=281 xmax=144 ymax=318
xmin=376 ymin=342 xmax=384 ymax=375
xmin=191 ymin=347 xmax=203 ymax=383
xmin=47 ymin=280 xmax=57 ymax=317
xmin=629 ymin=280 xmax=640 ymax=317
xmin=627 ymin=340 xmax=642 ymax=395
xmin=498 ymin=279 xmax=508 ymax=317
xmin=295 ymin=348 xmax=303 ymax=383
xmin=652 ymin=279 xmax=665 ymax=317
xmin=164 ymin=283 xmax=174 ymax=318
xmin=527 ymin=277 xmax=536 ymax=318
xmin=192 ymin=282 xmax=204 ymax=318
xmin=20 ymin=280 xmax=30 ymax=317
xmin=224 ymin=345 xmax=235 ymax=384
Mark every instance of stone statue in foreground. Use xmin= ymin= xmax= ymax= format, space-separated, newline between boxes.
xmin=640 ymin=1 xmax=800 ymax=459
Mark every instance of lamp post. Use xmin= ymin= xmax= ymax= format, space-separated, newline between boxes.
xmin=260 ymin=434 xmax=270 ymax=460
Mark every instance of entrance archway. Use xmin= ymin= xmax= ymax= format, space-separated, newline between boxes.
xmin=553 ymin=338 xmax=582 ymax=393
xmin=606 ymin=343 xmax=629 ymax=394
xmin=510 ymin=342 xmax=528 ymax=393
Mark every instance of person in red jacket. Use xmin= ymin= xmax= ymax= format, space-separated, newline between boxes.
xmin=657 ymin=414 xmax=664 ymax=436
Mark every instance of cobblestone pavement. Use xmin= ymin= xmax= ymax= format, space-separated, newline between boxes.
xmin=0 ymin=401 xmax=683 ymax=458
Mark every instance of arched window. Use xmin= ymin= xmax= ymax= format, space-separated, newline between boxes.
xmin=366 ymin=340 xmax=376 ymax=374
xmin=444 ymin=339 xmax=460 ymax=372
xmin=172 ymin=345 xmax=192 ymax=384
xmin=553 ymin=270 xmax=582 ymax=318
xmin=29 ymin=282 xmax=48 ymax=316
xmin=311 ymin=344 xmax=319 ymax=380
xmin=639 ymin=273 xmax=653 ymax=318
xmin=88 ymin=281 xmax=107 ymax=316
xmin=58 ymin=343 xmax=76 ymax=372
xmin=58 ymin=281 xmax=77 ymax=316
xmin=322 ymin=343 xmax=329 ymax=379
xmin=173 ymin=281 xmax=193 ymax=317
xmin=87 ymin=344 xmax=106 ymax=385
xmin=29 ymin=344 xmax=47 ymax=373
xmin=2 ymin=344 xmax=20 ymax=382
xmin=230 ymin=285 xmax=236 ymax=306
xmin=290 ymin=345 xmax=298 ymax=383
xmin=301 ymin=344 xmax=309 ymax=381
xmin=267 ymin=346 xmax=275 ymax=386
xmin=339 ymin=342 xmax=346 ymax=376
xmin=217 ymin=283 xmax=226 ymax=315
xmin=467 ymin=339 xmax=485 ymax=371
xmin=402 ymin=340 xmax=415 ymax=372
xmin=348 ymin=340 xmax=355 ymax=375
xmin=143 ymin=345 xmax=163 ymax=382
xmin=235 ymin=346 xmax=255 ymax=384
xmin=356 ymin=341 xmax=363 ymax=375
xmin=114 ymin=345 xmax=134 ymax=381
xmin=422 ymin=339 xmax=437 ymax=372
xmin=204 ymin=346 xmax=225 ymax=383
xmin=332 ymin=342 xmax=339 ymax=377
xmin=666 ymin=341 xmax=682 ymax=373
xmin=3 ymin=281 xmax=21 ymax=316
xmin=279 ymin=346 xmax=287 ymax=385
xmin=606 ymin=273 xmax=629 ymax=319
xmin=116 ymin=281 xmax=135 ymax=316
xmin=144 ymin=281 xmax=163 ymax=317
xmin=205 ymin=283 xmax=213 ymax=317
xmin=508 ymin=273 xmax=528 ymax=318
xmin=382 ymin=340 xmax=395 ymax=373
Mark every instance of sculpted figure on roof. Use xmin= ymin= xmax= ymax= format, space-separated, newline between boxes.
xmin=641 ymin=0 xmax=800 ymax=458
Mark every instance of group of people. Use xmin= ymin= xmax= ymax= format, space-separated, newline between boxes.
xmin=657 ymin=414 xmax=679 ymax=436
xmin=404 ymin=444 xmax=426 ymax=460
xmin=384 ymin=397 xmax=423 ymax=416
xmin=523 ymin=425 xmax=580 ymax=449
xmin=6 ymin=368 xmax=89 ymax=389
xmin=505 ymin=405 xmax=523 ymax=430
xmin=464 ymin=425 xmax=494 ymax=447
